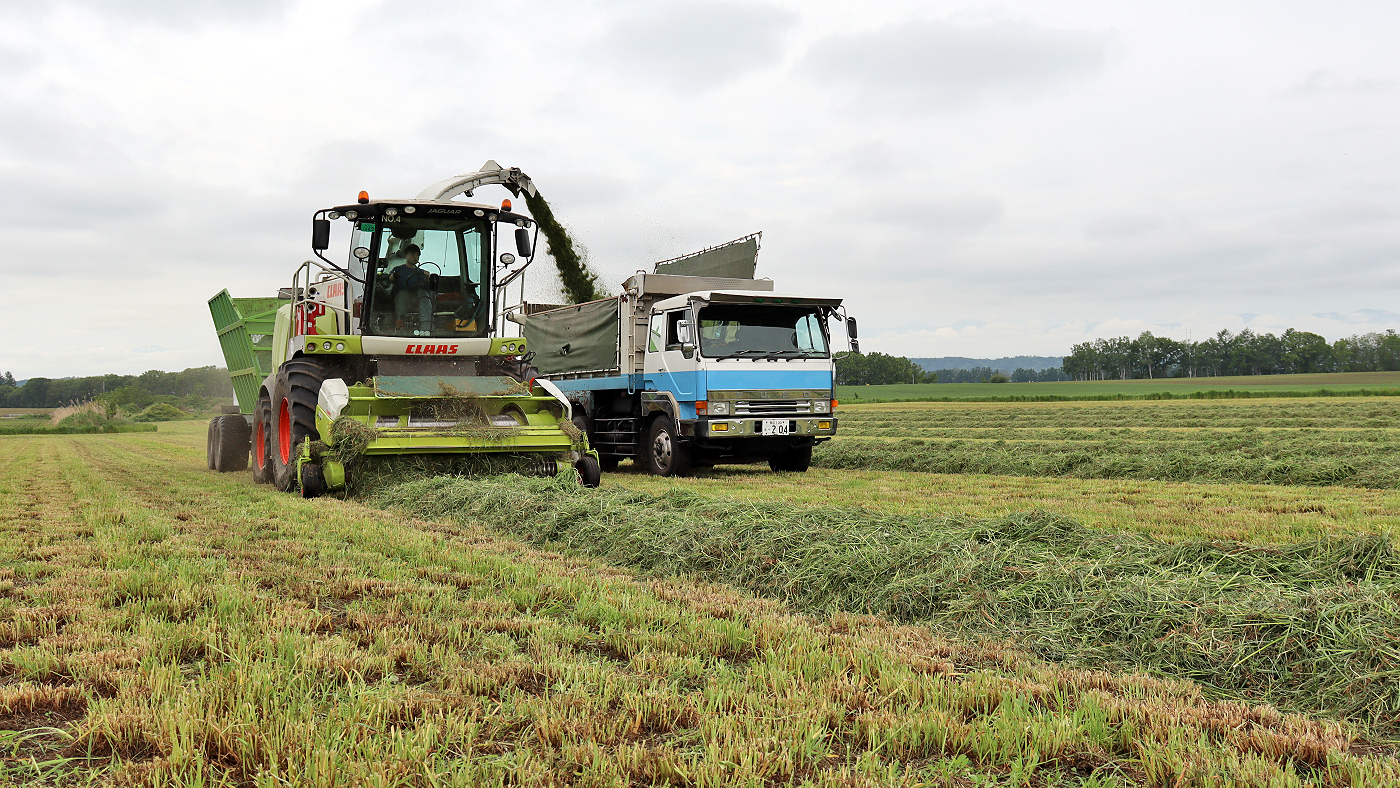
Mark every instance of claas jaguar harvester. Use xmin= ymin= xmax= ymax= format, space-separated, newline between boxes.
xmin=509 ymin=235 xmax=858 ymax=477
xmin=206 ymin=161 xmax=600 ymax=496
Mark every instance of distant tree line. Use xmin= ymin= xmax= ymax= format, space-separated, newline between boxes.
xmin=1062 ymin=329 xmax=1400 ymax=381
xmin=0 ymin=367 xmax=233 ymax=409
xmin=933 ymin=367 xmax=1071 ymax=383
xmin=834 ymin=352 xmax=938 ymax=385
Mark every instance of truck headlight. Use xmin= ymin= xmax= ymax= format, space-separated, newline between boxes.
xmin=710 ymin=401 xmax=730 ymax=415
xmin=813 ymin=400 xmax=829 ymax=413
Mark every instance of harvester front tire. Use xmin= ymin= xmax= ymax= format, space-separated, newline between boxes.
xmin=768 ymin=446 xmax=812 ymax=473
xmin=574 ymin=456 xmax=601 ymax=488
xmin=252 ymin=394 xmax=274 ymax=484
xmin=645 ymin=416 xmax=691 ymax=477
xmin=206 ymin=419 xmax=219 ymax=470
xmin=215 ymin=416 xmax=251 ymax=472
xmin=271 ymin=360 xmax=327 ymax=493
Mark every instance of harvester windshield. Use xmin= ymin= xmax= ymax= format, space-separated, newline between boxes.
xmin=696 ymin=305 xmax=830 ymax=358
xmin=358 ymin=220 xmax=490 ymax=338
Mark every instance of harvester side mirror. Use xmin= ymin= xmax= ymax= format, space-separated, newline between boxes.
xmin=846 ymin=317 xmax=858 ymax=339
xmin=515 ymin=227 xmax=532 ymax=257
xmin=312 ymin=219 xmax=331 ymax=251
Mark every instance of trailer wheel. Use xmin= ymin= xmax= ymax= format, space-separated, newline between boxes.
xmin=574 ymin=456 xmax=601 ymax=488
xmin=214 ymin=416 xmax=251 ymax=472
xmin=768 ymin=446 xmax=812 ymax=473
xmin=271 ymin=359 xmax=327 ymax=493
xmin=206 ymin=418 xmax=219 ymax=470
xmin=645 ymin=416 xmax=692 ymax=477
xmin=252 ymin=393 xmax=274 ymax=484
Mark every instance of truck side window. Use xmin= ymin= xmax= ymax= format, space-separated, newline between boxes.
xmin=648 ymin=313 xmax=665 ymax=353
xmin=665 ymin=311 xmax=686 ymax=350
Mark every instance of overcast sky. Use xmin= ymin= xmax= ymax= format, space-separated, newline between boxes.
xmin=2 ymin=0 xmax=1398 ymax=378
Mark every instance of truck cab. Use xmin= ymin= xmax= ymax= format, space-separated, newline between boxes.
xmin=641 ymin=290 xmax=840 ymax=470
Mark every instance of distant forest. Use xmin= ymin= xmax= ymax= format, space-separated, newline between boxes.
xmin=0 ymin=367 xmax=233 ymax=409
xmin=1063 ymin=329 xmax=1400 ymax=380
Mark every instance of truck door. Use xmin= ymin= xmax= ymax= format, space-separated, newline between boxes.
xmin=643 ymin=308 xmax=701 ymax=401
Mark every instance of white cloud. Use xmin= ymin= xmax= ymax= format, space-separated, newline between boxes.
xmin=800 ymin=17 xmax=1112 ymax=110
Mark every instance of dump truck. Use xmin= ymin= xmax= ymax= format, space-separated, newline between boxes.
xmin=509 ymin=235 xmax=858 ymax=476
xmin=206 ymin=162 xmax=600 ymax=496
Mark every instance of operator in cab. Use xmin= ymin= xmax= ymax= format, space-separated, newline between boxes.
xmin=390 ymin=244 xmax=434 ymax=331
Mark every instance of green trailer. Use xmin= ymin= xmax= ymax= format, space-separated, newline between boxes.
xmin=205 ymin=162 xmax=600 ymax=496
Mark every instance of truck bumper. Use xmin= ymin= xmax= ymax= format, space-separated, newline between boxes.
xmin=692 ymin=416 xmax=837 ymax=439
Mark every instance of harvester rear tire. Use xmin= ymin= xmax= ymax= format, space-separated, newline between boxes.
xmin=574 ymin=456 xmax=601 ymax=488
xmin=215 ymin=416 xmax=251 ymax=472
xmin=272 ymin=359 xmax=328 ymax=493
xmin=206 ymin=419 xmax=219 ymax=470
xmin=645 ymin=416 xmax=691 ymax=477
xmin=768 ymin=446 xmax=812 ymax=473
xmin=252 ymin=393 xmax=275 ymax=484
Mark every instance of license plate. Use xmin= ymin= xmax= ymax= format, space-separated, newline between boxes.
xmin=761 ymin=419 xmax=790 ymax=436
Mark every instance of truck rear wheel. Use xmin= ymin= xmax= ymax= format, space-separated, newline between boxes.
xmin=271 ymin=359 xmax=327 ymax=492
xmin=769 ymin=446 xmax=812 ymax=473
xmin=252 ymin=393 xmax=274 ymax=484
xmin=645 ymin=416 xmax=691 ymax=477
xmin=215 ymin=416 xmax=251 ymax=472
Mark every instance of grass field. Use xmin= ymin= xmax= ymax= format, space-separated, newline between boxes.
xmin=808 ymin=398 xmax=1400 ymax=489
xmin=4 ymin=419 xmax=1400 ymax=784
xmin=838 ymin=371 xmax=1400 ymax=403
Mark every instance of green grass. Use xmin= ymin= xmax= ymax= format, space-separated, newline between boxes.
xmin=2 ymin=426 xmax=1398 ymax=783
xmin=815 ymin=398 xmax=1400 ymax=488
xmin=0 ymin=422 xmax=156 ymax=435
xmin=840 ymin=371 xmax=1400 ymax=403
xmin=380 ymin=475 xmax=1400 ymax=729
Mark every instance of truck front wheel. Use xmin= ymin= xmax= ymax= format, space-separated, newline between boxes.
xmin=645 ymin=416 xmax=692 ymax=477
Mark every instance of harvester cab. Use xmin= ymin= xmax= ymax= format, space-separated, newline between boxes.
xmin=207 ymin=162 xmax=601 ymax=496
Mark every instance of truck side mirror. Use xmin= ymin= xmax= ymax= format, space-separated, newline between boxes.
xmin=846 ymin=317 xmax=858 ymax=339
xmin=515 ymin=227 xmax=532 ymax=257
xmin=312 ymin=219 xmax=331 ymax=251
xmin=681 ymin=342 xmax=696 ymax=359
xmin=676 ymin=320 xmax=691 ymax=344
xmin=850 ymin=339 xmax=860 ymax=354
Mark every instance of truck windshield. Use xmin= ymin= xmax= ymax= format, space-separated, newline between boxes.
xmin=363 ymin=222 xmax=490 ymax=338
xmin=696 ymin=304 xmax=829 ymax=358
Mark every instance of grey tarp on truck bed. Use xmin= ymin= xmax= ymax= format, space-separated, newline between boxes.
xmin=522 ymin=298 xmax=620 ymax=375
xmin=653 ymin=236 xmax=758 ymax=279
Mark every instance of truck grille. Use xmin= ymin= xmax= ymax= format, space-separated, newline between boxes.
xmin=735 ymin=399 xmax=810 ymax=416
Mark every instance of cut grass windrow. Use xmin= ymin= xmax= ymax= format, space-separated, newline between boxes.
xmin=376 ymin=476 xmax=1400 ymax=731
xmin=813 ymin=437 xmax=1400 ymax=488
xmin=822 ymin=399 xmax=1400 ymax=488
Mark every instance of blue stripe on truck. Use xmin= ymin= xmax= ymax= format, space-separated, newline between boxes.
xmin=704 ymin=369 xmax=833 ymax=391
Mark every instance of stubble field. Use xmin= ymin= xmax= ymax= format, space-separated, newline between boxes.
xmin=2 ymin=396 xmax=1400 ymax=785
